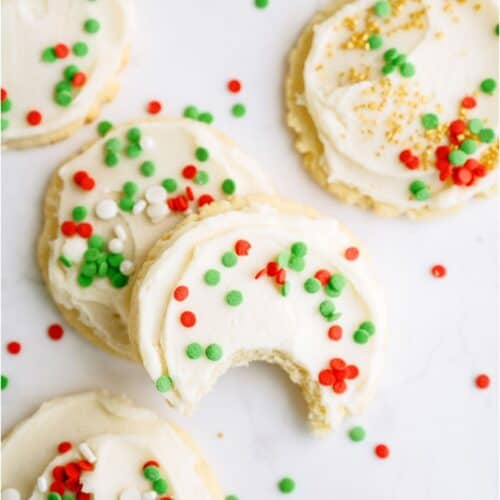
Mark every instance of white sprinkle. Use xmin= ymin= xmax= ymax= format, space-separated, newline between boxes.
xmin=96 ymin=199 xmax=118 ymax=220
xmin=119 ymin=260 xmax=135 ymax=276
xmin=37 ymin=476 xmax=48 ymax=493
xmin=145 ymin=185 xmax=167 ymax=204
xmin=1 ymin=488 xmax=21 ymax=500
xmin=119 ymin=488 xmax=142 ymax=500
xmin=114 ymin=224 xmax=127 ymax=241
xmin=108 ymin=238 xmax=124 ymax=254
xmin=147 ymin=202 xmax=168 ymax=222
xmin=142 ymin=492 xmax=157 ymax=500
xmin=79 ymin=442 xmax=96 ymax=463
xmin=62 ymin=238 xmax=87 ymax=263
xmin=142 ymin=136 xmax=156 ymax=150
xmin=132 ymin=199 xmax=147 ymax=215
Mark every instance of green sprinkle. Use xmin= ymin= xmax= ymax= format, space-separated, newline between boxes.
xmin=140 ymin=160 xmax=156 ymax=176
xmin=222 ymin=251 xmax=237 ymax=267
xmin=194 ymin=170 xmax=210 ymax=185
xmin=105 ymin=151 xmax=120 ymax=167
xmin=400 ymin=62 xmax=416 ymax=78
xmin=291 ymin=241 xmax=307 ymax=257
xmin=226 ymin=496 xmax=239 ymax=500
xmin=413 ymin=187 xmax=430 ymax=201
xmin=206 ymin=343 xmax=223 ymax=361
xmin=111 ymin=273 xmax=128 ymax=288
xmin=204 ymin=269 xmax=221 ymax=286
xmin=496 ymin=23 xmax=499 ymax=36
xmin=81 ymin=262 xmax=97 ymax=278
xmin=319 ymin=300 xmax=335 ymax=319
xmin=108 ymin=253 xmax=124 ymax=268
xmin=281 ymin=281 xmax=291 ymax=297
xmin=78 ymin=274 xmax=93 ymax=287
xmin=1 ymin=98 xmax=12 ymax=113
xmin=232 ymin=103 xmax=246 ymax=118
xmin=198 ymin=112 xmax=214 ymax=124
xmin=409 ymin=179 xmax=428 ymax=195
xmin=72 ymin=206 xmax=87 ymax=222
xmin=55 ymin=90 xmax=73 ymax=107
xmin=184 ymin=105 xmax=199 ymax=119
xmin=255 ymin=0 xmax=269 ymax=7
xmin=155 ymin=375 xmax=173 ymax=392
xmin=329 ymin=274 xmax=346 ymax=292
xmin=421 ymin=113 xmax=439 ymax=130
xmin=278 ymin=477 xmax=296 ymax=494
xmin=353 ymin=329 xmax=370 ymax=344
xmin=59 ymin=255 xmax=72 ymax=268
xmin=64 ymin=64 xmax=79 ymax=81
xmin=324 ymin=283 xmax=341 ymax=298
xmin=288 ymin=255 xmax=305 ymax=272
xmin=105 ymin=137 xmax=122 ymax=152
xmin=277 ymin=251 xmax=290 ymax=267
xmin=144 ymin=466 xmax=160 ymax=481
xmin=195 ymin=147 xmax=210 ymax=162
xmin=349 ymin=426 xmax=366 ymax=442
xmin=1 ymin=118 xmax=9 ymax=131
xmin=126 ymin=143 xmax=143 ymax=158
xmin=55 ymin=81 xmax=72 ymax=93
xmin=127 ymin=127 xmax=142 ymax=143
xmin=449 ymin=149 xmax=467 ymax=166
xmin=88 ymin=235 xmax=105 ymax=249
xmin=304 ymin=278 xmax=321 ymax=293
xmin=479 ymin=128 xmax=495 ymax=144
xmin=480 ymin=78 xmax=497 ymax=95
xmin=383 ymin=48 xmax=398 ymax=62
xmin=84 ymin=18 xmax=100 ymax=33
xmin=368 ymin=34 xmax=383 ymax=50
xmin=226 ymin=290 xmax=243 ymax=306
xmin=48 ymin=493 xmax=62 ymax=500
xmin=97 ymin=262 xmax=108 ymax=277
xmin=42 ymin=47 xmax=57 ymax=62
xmin=222 ymin=178 xmax=236 ymax=195
xmin=393 ymin=54 xmax=406 ymax=66
xmin=119 ymin=196 xmax=135 ymax=212
xmin=62 ymin=496 xmax=74 ymax=500
xmin=468 ymin=118 xmax=483 ymax=135
xmin=97 ymin=120 xmax=113 ymax=136
xmin=359 ymin=321 xmax=376 ymax=335
xmin=162 ymin=178 xmax=178 ymax=193
xmin=186 ymin=343 xmax=203 ymax=359
xmin=73 ymin=41 xmax=89 ymax=57
xmin=123 ymin=181 xmax=139 ymax=196
xmin=1 ymin=374 xmax=9 ymax=390
xmin=460 ymin=139 xmax=477 ymax=155
xmin=381 ymin=63 xmax=396 ymax=75
xmin=153 ymin=478 xmax=168 ymax=494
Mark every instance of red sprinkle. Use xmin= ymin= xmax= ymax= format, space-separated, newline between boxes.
xmin=345 ymin=247 xmax=360 ymax=261
xmin=50 ymin=481 xmax=65 ymax=495
xmin=147 ymin=100 xmax=162 ymax=114
xmin=1 ymin=88 xmax=7 ymax=102
xmin=58 ymin=441 xmax=72 ymax=453
xmin=435 ymin=145 xmax=450 ymax=160
xmin=77 ymin=222 xmax=93 ymax=238
xmin=80 ymin=176 xmax=96 ymax=190
xmin=375 ymin=444 xmax=390 ymax=459
xmin=266 ymin=262 xmax=279 ymax=277
xmin=330 ymin=358 xmax=346 ymax=371
xmin=333 ymin=381 xmax=347 ymax=394
xmin=182 ymin=165 xmax=198 ymax=180
xmin=276 ymin=268 xmax=286 ymax=285
xmin=73 ymin=171 xmax=89 ymax=185
xmin=449 ymin=119 xmax=466 ymax=135
xmin=26 ymin=110 xmax=42 ymax=126
xmin=254 ymin=268 xmax=266 ymax=279
xmin=405 ymin=155 xmax=420 ymax=170
xmin=6 ymin=341 xmax=21 ymax=355
xmin=54 ymin=43 xmax=70 ymax=58
xmin=198 ymin=194 xmax=215 ymax=207
xmin=72 ymin=72 xmax=87 ymax=87
xmin=174 ymin=286 xmax=189 ymax=301
xmin=328 ymin=325 xmax=343 ymax=341
xmin=431 ymin=264 xmax=446 ymax=278
xmin=77 ymin=460 xmax=94 ymax=471
xmin=180 ymin=311 xmax=196 ymax=328
xmin=48 ymin=323 xmax=64 ymax=341
xmin=452 ymin=166 xmax=473 ymax=186
xmin=61 ymin=221 xmax=77 ymax=237
xmin=318 ymin=369 xmax=335 ymax=386
xmin=475 ymin=373 xmax=490 ymax=390
xmin=52 ymin=466 xmax=65 ymax=481
xmin=314 ymin=269 xmax=331 ymax=286
xmin=186 ymin=186 xmax=194 ymax=201
xmin=227 ymin=79 xmax=242 ymax=93
xmin=345 ymin=365 xmax=359 ymax=379
xmin=235 ymin=239 xmax=251 ymax=256
xmin=143 ymin=460 xmax=160 ymax=470
xmin=461 ymin=96 xmax=477 ymax=109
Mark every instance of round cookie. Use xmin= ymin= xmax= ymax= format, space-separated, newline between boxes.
xmin=38 ymin=118 xmax=274 ymax=360
xmin=130 ymin=196 xmax=387 ymax=433
xmin=1 ymin=391 xmax=222 ymax=499
xmin=287 ymin=0 xmax=498 ymax=217
xmin=1 ymin=0 xmax=134 ymax=149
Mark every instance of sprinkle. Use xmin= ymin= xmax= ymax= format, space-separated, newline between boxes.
xmin=180 ymin=311 xmax=196 ymax=327
xmin=108 ymin=238 xmax=124 ymax=253
xmin=460 ymin=139 xmax=477 ymax=155
xmin=383 ymin=48 xmax=398 ymax=62
xmin=314 ymin=269 xmax=331 ymax=285
xmin=475 ymin=373 xmax=490 ymax=389
xmin=26 ymin=110 xmax=42 ymax=126
xmin=222 ymin=251 xmax=238 ymax=267
xmin=204 ymin=269 xmax=221 ymax=286
xmin=184 ymin=105 xmax=199 ymax=119
xmin=226 ymin=290 xmax=243 ymax=306
xmin=400 ymin=62 xmax=415 ymax=78
xmin=353 ymin=329 xmax=369 ymax=344
xmin=54 ymin=43 xmax=69 ymax=58
xmin=199 ymin=194 xmax=215 ymax=207
xmin=288 ymin=255 xmax=305 ymax=272
xmin=409 ymin=180 xmax=430 ymax=201
xmin=140 ymin=161 xmax=156 ymax=177
xmin=235 ymin=240 xmax=251 ymax=256
xmin=349 ymin=426 xmax=366 ymax=442
xmin=328 ymin=325 xmax=343 ymax=341
xmin=174 ymin=286 xmax=189 ymax=301
xmin=119 ymin=260 xmax=135 ymax=276
xmin=255 ymin=0 xmax=269 ymax=8
xmin=278 ymin=477 xmax=295 ymax=494
xmin=291 ymin=241 xmax=307 ymax=257
xmin=206 ymin=343 xmax=223 ymax=361
xmin=96 ymin=199 xmax=119 ymax=220
xmin=368 ymin=34 xmax=383 ymax=50
xmin=227 ymin=79 xmax=242 ymax=93
xmin=64 ymin=64 xmax=79 ymax=81
xmin=147 ymin=100 xmax=162 ymax=114
xmin=182 ymin=164 xmax=198 ymax=179
xmin=162 ymin=178 xmax=178 ymax=193
xmin=156 ymin=375 xmax=173 ymax=392
xmin=72 ymin=206 xmax=87 ymax=222
xmin=42 ymin=47 xmax=57 ymax=62
xmin=58 ymin=441 xmax=72 ymax=453
xmin=222 ymin=178 xmax=236 ymax=195
xmin=375 ymin=444 xmax=390 ymax=459
xmin=153 ymin=478 xmax=168 ymax=494
xmin=198 ymin=111 xmax=214 ymax=124
xmin=186 ymin=342 xmax=203 ymax=359
xmin=126 ymin=143 xmax=143 ymax=158
xmin=468 ymin=118 xmax=483 ymax=135
xmin=226 ymin=496 xmax=239 ymax=500
xmin=37 ymin=476 xmax=48 ymax=492
xmin=231 ymin=103 xmax=246 ymax=118
xmin=72 ymin=72 xmax=87 ymax=87
xmin=344 ymin=247 xmax=359 ymax=261
xmin=195 ymin=147 xmax=210 ymax=162
xmin=79 ymin=443 xmax=97 ymax=463
xmin=480 ymin=78 xmax=497 ymax=95
xmin=194 ymin=170 xmax=210 ymax=185
xmin=319 ymin=300 xmax=335 ymax=320
xmin=84 ymin=18 xmax=100 ymax=34
xmin=145 ymin=186 xmax=167 ymax=204
xmin=304 ymin=278 xmax=321 ymax=293
xmin=97 ymin=120 xmax=113 ymax=136
xmin=73 ymin=41 xmax=89 ymax=57
xmin=6 ymin=341 xmax=21 ymax=355
xmin=421 ymin=113 xmax=439 ymax=130
xmin=479 ymin=128 xmax=495 ymax=144
xmin=461 ymin=96 xmax=477 ymax=109
xmin=1 ymin=374 xmax=9 ymax=390
xmin=48 ymin=324 xmax=64 ymax=341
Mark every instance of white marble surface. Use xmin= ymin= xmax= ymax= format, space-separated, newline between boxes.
xmin=1 ymin=1 xmax=498 ymax=499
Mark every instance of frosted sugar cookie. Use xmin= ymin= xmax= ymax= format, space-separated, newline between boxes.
xmin=131 ymin=197 xmax=387 ymax=433
xmin=1 ymin=391 xmax=222 ymax=499
xmin=287 ymin=0 xmax=498 ymax=216
xmin=1 ymin=0 xmax=134 ymax=149
xmin=38 ymin=119 xmax=274 ymax=360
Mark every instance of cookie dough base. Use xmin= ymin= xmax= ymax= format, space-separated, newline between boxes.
xmin=130 ymin=195 xmax=382 ymax=433
xmin=285 ymin=1 xmax=496 ymax=218
xmin=3 ymin=48 xmax=129 ymax=150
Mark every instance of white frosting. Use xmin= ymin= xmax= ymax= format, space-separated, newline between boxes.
xmin=303 ymin=0 xmax=498 ymax=210
xmin=2 ymin=391 xmax=221 ymax=499
xmin=135 ymin=202 xmax=387 ymax=430
xmin=1 ymin=0 xmax=134 ymax=144
xmin=45 ymin=119 xmax=274 ymax=359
